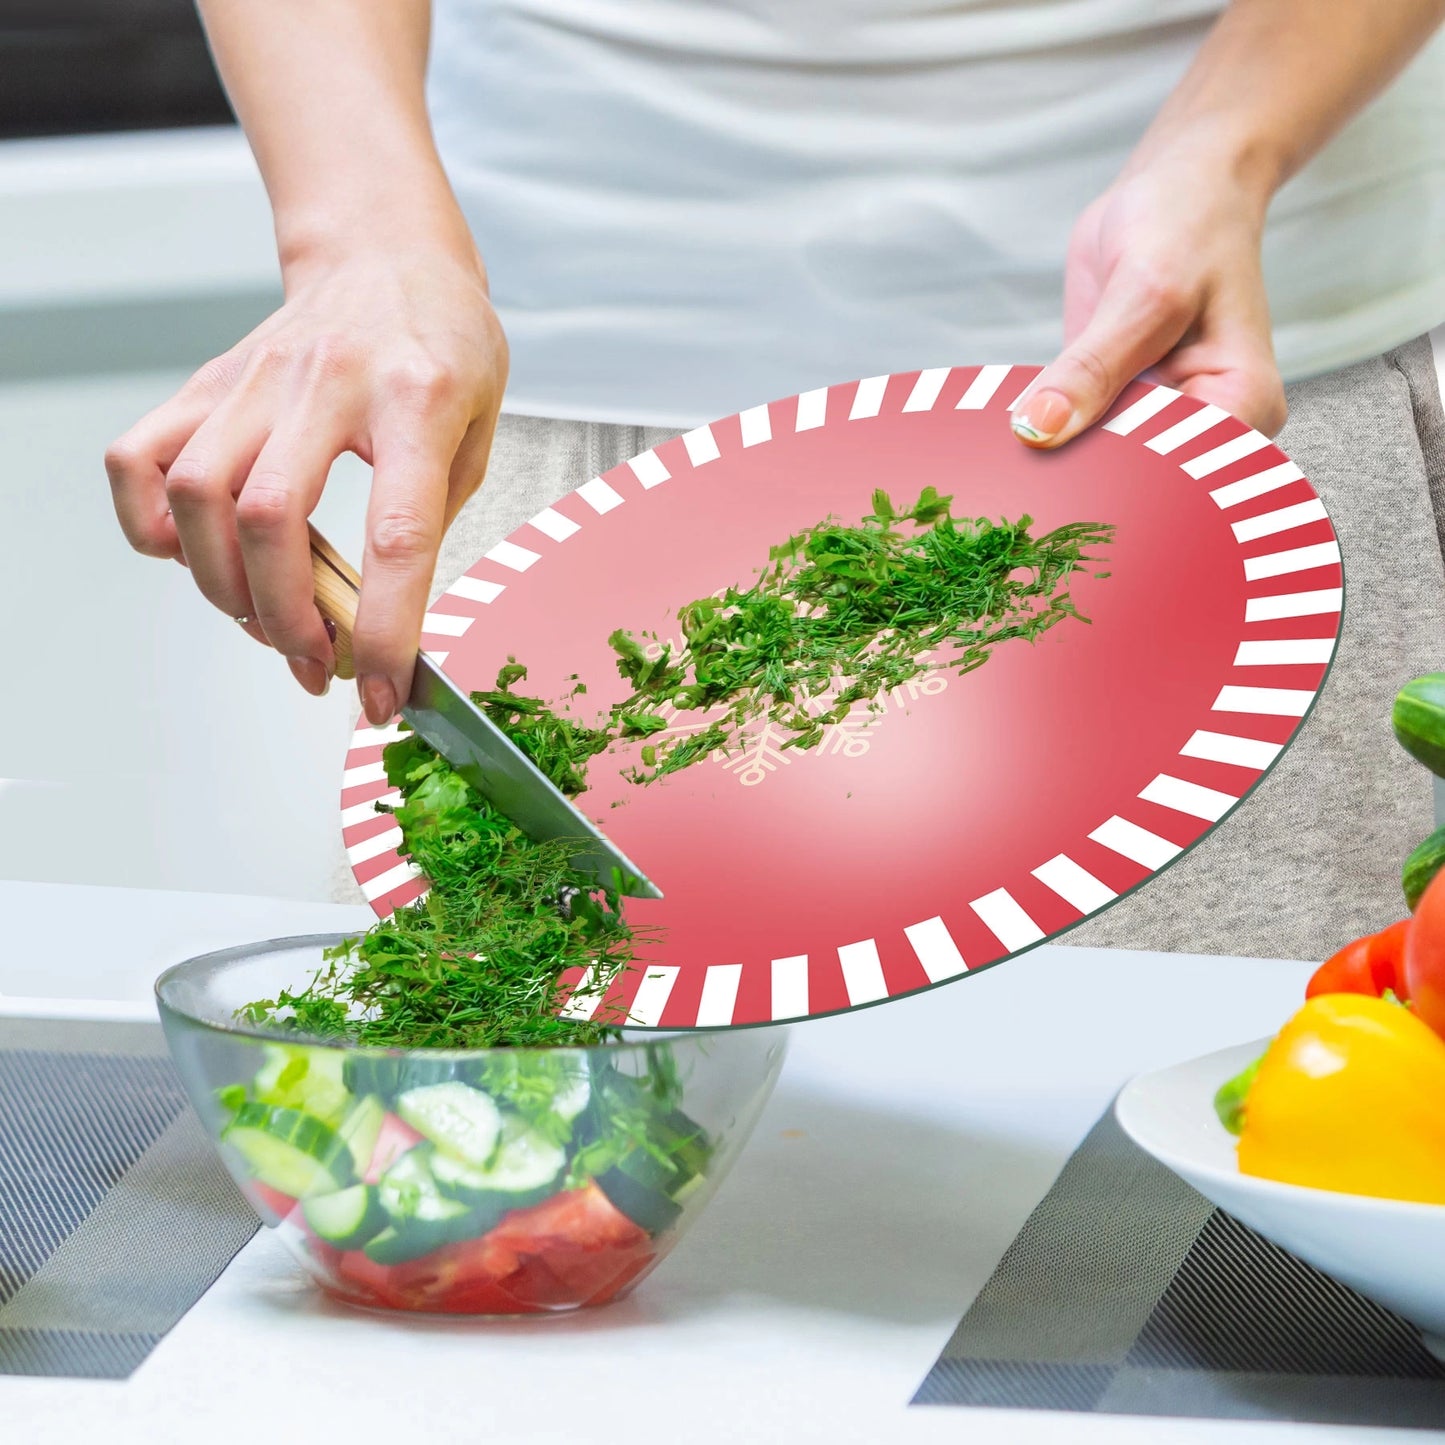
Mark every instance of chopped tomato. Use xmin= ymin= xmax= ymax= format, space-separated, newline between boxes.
xmin=424 ymin=1270 xmax=536 ymax=1316
xmin=492 ymin=1182 xmax=650 ymax=1252
xmin=586 ymin=1250 xmax=657 ymax=1306
xmin=323 ymin=1185 xmax=655 ymax=1315
xmin=331 ymin=1238 xmax=542 ymax=1315
xmin=332 ymin=1249 xmax=417 ymax=1312
xmin=363 ymin=1114 xmax=426 ymax=1185
xmin=487 ymin=1255 xmax=578 ymax=1310
xmin=482 ymin=1184 xmax=653 ymax=1306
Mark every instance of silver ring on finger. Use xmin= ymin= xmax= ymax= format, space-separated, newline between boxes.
xmin=234 ymin=615 xmax=254 ymax=626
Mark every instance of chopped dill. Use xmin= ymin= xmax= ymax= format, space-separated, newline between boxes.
xmin=242 ymin=488 xmax=1111 ymax=1047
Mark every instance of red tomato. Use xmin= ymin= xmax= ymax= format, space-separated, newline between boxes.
xmin=363 ymin=1114 xmax=426 ymax=1184
xmin=1406 ymin=869 xmax=1445 ymax=1040
xmin=332 ymin=1233 xmax=531 ymax=1314
xmin=585 ymin=1249 xmax=659 ymax=1306
xmin=483 ymin=1184 xmax=654 ymax=1305
xmin=490 ymin=1183 xmax=650 ymax=1253
xmin=492 ymin=1255 xmax=580 ymax=1310
xmin=428 ymin=1277 xmax=535 ymax=1315
xmin=327 ymin=1185 xmax=655 ymax=1314
xmin=1306 ymin=920 xmax=1410 ymax=1001
xmin=333 ymin=1249 xmax=415 ymax=1311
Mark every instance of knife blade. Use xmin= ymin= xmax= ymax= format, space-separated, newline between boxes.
xmin=309 ymin=526 xmax=662 ymax=900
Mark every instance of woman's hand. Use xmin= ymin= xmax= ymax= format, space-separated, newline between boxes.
xmin=1014 ymin=0 xmax=1445 ymax=449
xmin=1012 ymin=154 xmax=1286 ymax=449
xmin=106 ymin=242 xmax=507 ymax=723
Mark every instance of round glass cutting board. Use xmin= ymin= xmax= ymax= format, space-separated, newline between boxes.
xmin=341 ymin=365 xmax=1342 ymax=1028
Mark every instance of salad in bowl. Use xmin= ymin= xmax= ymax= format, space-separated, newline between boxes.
xmin=153 ymin=631 xmax=804 ymax=1315
xmin=157 ymin=935 xmax=786 ymax=1316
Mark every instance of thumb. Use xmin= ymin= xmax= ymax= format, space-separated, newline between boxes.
xmin=1012 ymin=270 xmax=1193 ymax=449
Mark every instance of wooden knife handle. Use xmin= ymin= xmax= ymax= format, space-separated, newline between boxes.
xmin=309 ymin=525 xmax=362 ymax=680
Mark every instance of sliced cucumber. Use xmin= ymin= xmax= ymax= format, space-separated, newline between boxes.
xmin=396 ymin=1081 xmax=502 ymax=1167
xmin=302 ymin=1183 xmax=388 ymax=1248
xmin=596 ymin=1163 xmax=683 ymax=1235
xmin=341 ymin=1053 xmax=401 ymax=1102
xmin=484 ymin=1116 xmax=566 ymax=1193
xmin=342 ymin=1051 xmax=401 ymax=1103
xmin=367 ymin=1148 xmax=476 ymax=1263
xmin=578 ymin=1092 xmax=711 ymax=1197
xmin=223 ymin=1103 xmax=355 ymax=1198
xmin=430 ymin=1115 xmax=565 ymax=1211
xmin=428 ymin=1151 xmax=497 ymax=1204
xmin=672 ymin=1172 xmax=706 ymax=1208
xmin=252 ymin=1044 xmax=352 ymax=1128
xmin=342 ymin=1053 xmax=474 ymax=1103
xmin=603 ymin=1143 xmax=680 ymax=1196
xmin=375 ymin=1145 xmax=444 ymax=1214
xmin=553 ymin=1060 xmax=591 ymax=1123
xmin=362 ymin=1214 xmax=472 ymax=1265
xmin=337 ymin=1094 xmax=386 ymax=1175
xmin=656 ymin=1108 xmax=711 ymax=1185
xmin=481 ymin=1052 xmax=591 ymax=1127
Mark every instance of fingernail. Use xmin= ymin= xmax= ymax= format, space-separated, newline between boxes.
xmin=361 ymin=674 xmax=397 ymax=726
xmin=287 ymin=656 xmax=331 ymax=697
xmin=323 ymin=617 xmax=337 ymax=644
xmin=1011 ymin=388 xmax=1074 ymax=445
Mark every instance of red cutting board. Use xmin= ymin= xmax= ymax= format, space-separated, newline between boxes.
xmin=341 ymin=366 xmax=1341 ymax=1028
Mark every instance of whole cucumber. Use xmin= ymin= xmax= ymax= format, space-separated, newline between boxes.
xmin=1392 ymin=674 xmax=1445 ymax=777
xmin=1404 ymin=826 xmax=1445 ymax=912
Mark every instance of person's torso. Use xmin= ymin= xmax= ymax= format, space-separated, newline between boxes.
xmin=428 ymin=0 xmax=1445 ymax=426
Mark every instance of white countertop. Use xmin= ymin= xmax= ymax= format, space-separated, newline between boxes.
xmin=4 ymin=881 xmax=1422 ymax=1444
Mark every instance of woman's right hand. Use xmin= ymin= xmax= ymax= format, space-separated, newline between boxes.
xmin=105 ymin=240 xmax=508 ymax=724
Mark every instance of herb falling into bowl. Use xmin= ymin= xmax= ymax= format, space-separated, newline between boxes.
xmin=168 ymin=488 xmax=1109 ymax=1315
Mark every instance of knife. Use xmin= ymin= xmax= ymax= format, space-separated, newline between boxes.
xmin=309 ymin=525 xmax=662 ymax=900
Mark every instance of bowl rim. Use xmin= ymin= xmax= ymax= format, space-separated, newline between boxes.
xmin=1115 ymin=1037 xmax=1445 ymax=1222
xmin=154 ymin=931 xmax=747 ymax=1054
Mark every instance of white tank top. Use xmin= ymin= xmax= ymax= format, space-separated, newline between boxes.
xmin=427 ymin=0 xmax=1445 ymax=428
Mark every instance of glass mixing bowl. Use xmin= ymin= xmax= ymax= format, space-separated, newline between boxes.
xmin=156 ymin=934 xmax=788 ymax=1316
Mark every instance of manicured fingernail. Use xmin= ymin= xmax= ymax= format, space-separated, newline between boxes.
xmin=288 ymin=656 xmax=331 ymax=697
xmin=323 ymin=617 xmax=337 ymax=644
xmin=361 ymin=674 xmax=397 ymax=726
xmin=1011 ymin=389 xmax=1073 ymax=445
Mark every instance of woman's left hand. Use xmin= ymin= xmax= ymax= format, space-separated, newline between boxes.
xmin=1011 ymin=154 xmax=1288 ymax=449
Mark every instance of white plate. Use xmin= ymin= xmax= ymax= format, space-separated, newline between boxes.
xmin=1116 ymin=1039 xmax=1445 ymax=1358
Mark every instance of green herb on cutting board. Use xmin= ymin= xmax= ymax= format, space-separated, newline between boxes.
xmin=242 ymin=490 xmax=1111 ymax=1048
xmin=608 ymin=488 xmax=1113 ymax=779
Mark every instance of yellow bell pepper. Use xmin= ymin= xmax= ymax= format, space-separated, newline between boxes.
xmin=1237 ymin=993 xmax=1445 ymax=1204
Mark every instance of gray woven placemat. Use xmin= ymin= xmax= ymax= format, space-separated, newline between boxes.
xmin=913 ymin=1108 xmax=1445 ymax=1428
xmin=0 ymin=1016 xmax=258 ymax=1379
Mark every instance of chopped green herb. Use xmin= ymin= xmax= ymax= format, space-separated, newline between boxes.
xmin=243 ymin=491 xmax=1110 ymax=1048
xmin=607 ymin=489 xmax=1113 ymax=780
